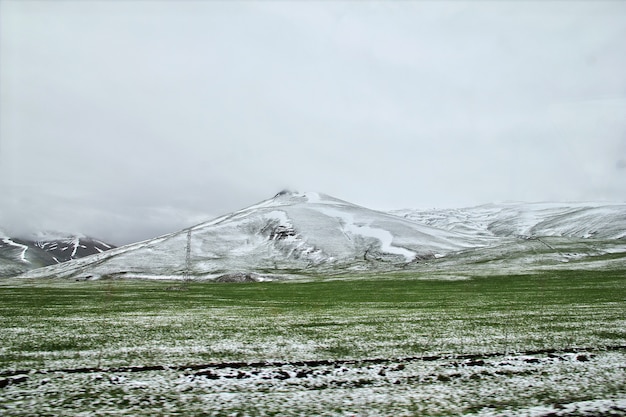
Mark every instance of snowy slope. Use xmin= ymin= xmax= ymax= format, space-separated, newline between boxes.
xmin=0 ymin=234 xmax=116 ymax=277
xmin=18 ymin=192 xmax=482 ymax=280
xmin=388 ymin=202 xmax=626 ymax=275
xmin=30 ymin=234 xmax=115 ymax=262
xmin=392 ymin=202 xmax=626 ymax=240
xmin=0 ymin=235 xmax=34 ymax=276
xmin=13 ymin=195 xmax=626 ymax=281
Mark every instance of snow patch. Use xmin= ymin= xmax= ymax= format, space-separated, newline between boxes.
xmin=316 ymin=207 xmax=416 ymax=261
xmin=264 ymin=210 xmax=290 ymax=224
xmin=303 ymin=192 xmax=321 ymax=203
xmin=70 ymin=236 xmax=80 ymax=258
xmin=1 ymin=238 xmax=30 ymax=263
xmin=96 ymin=240 xmax=112 ymax=249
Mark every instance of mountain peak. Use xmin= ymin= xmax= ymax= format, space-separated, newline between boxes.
xmin=273 ymin=189 xmax=297 ymax=198
xmin=273 ymin=190 xmax=317 ymax=201
xmin=269 ymin=191 xmax=352 ymax=207
xmin=20 ymin=192 xmax=474 ymax=280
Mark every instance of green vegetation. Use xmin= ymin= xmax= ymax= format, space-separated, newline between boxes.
xmin=0 ymin=270 xmax=624 ymax=371
xmin=1 ymin=270 xmax=625 ymax=416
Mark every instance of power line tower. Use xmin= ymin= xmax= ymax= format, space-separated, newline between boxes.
xmin=184 ymin=228 xmax=192 ymax=286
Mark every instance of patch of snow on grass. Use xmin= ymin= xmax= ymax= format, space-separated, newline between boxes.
xmin=2 ymin=351 xmax=624 ymax=416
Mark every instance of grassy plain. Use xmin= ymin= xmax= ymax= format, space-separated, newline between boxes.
xmin=1 ymin=270 xmax=625 ymax=415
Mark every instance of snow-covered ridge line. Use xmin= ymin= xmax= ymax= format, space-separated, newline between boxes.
xmin=0 ymin=234 xmax=117 ymax=275
xmin=8 ymin=192 xmax=626 ymax=280
xmin=392 ymin=201 xmax=626 ymax=240
xmin=16 ymin=191 xmax=477 ymax=280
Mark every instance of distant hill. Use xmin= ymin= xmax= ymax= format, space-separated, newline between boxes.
xmin=16 ymin=192 xmax=481 ymax=280
xmin=391 ymin=202 xmax=626 ymax=240
xmin=0 ymin=232 xmax=115 ymax=276
xmin=12 ymin=193 xmax=626 ymax=281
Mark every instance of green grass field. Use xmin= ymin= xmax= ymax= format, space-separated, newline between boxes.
xmin=1 ymin=270 xmax=625 ymax=416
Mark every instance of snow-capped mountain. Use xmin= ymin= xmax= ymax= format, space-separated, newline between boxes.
xmin=17 ymin=191 xmax=484 ymax=280
xmin=11 ymin=193 xmax=626 ymax=281
xmin=31 ymin=235 xmax=115 ymax=262
xmin=392 ymin=202 xmax=626 ymax=240
xmin=0 ymin=233 xmax=115 ymax=276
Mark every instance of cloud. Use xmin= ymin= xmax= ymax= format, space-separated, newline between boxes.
xmin=1 ymin=1 xmax=625 ymax=243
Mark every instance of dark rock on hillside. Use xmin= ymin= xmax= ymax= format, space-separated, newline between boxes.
xmin=214 ymin=272 xmax=261 ymax=282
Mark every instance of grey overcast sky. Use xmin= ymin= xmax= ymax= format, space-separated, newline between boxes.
xmin=1 ymin=0 xmax=625 ymax=245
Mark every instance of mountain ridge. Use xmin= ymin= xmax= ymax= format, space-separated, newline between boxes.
xmin=16 ymin=191 xmax=481 ymax=280
xmin=8 ymin=192 xmax=626 ymax=280
xmin=392 ymin=201 xmax=626 ymax=240
xmin=0 ymin=234 xmax=116 ymax=276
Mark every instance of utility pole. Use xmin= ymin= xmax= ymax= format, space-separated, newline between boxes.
xmin=184 ymin=228 xmax=192 ymax=285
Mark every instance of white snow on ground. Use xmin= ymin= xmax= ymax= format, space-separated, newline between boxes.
xmin=504 ymin=399 xmax=626 ymax=417
xmin=394 ymin=201 xmax=626 ymax=240
xmin=1 ymin=238 xmax=30 ymax=263
xmin=95 ymin=240 xmax=112 ymax=249
xmin=69 ymin=236 xmax=80 ymax=258
xmin=263 ymin=210 xmax=291 ymax=225
xmin=316 ymin=206 xmax=416 ymax=261
xmin=2 ymin=351 xmax=624 ymax=416
xmin=303 ymin=191 xmax=321 ymax=203
xmin=603 ymin=244 xmax=626 ymax=254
